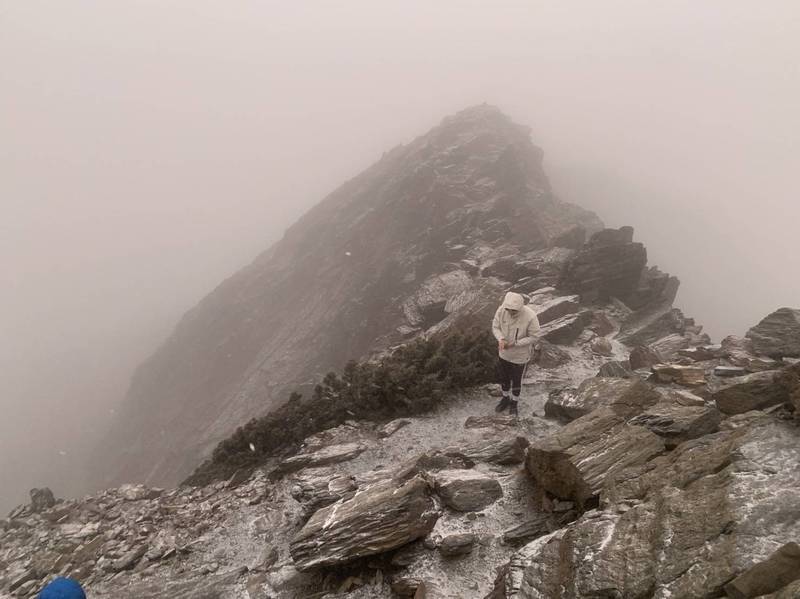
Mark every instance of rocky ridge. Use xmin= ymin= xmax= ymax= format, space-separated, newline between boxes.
xmin=91 ymin=105 xmax=603 ymax=491
xmin=5 ymin=228 xmax=799 ymax=597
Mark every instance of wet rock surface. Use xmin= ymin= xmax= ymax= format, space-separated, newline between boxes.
xmin=746 ymin=307 xmax=800 ymax=359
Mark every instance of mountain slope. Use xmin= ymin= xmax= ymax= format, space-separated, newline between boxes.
xmin=92 ymin=105 xmax=602 ymax=488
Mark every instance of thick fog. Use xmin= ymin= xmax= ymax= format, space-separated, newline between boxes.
xmin=2 ymin=1 xmax=798 ymax=511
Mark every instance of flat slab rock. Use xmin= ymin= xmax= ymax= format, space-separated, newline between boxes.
xmin=629 ymin=401 xmax=721 ymax=448
xmin=538 ymin=311 xmax=592 ymax=345
xmin=290 ymin=475 xmax=438 ymax=570
xmin=532 ymin=295 xmax=580 ymax=325
xmin=650 ymin=363 xmax=706 ymax=386
xmin=274 ymin=442 xmax=367 ymax=476
xmin=433 ymin=469 xmax=503 ymax=512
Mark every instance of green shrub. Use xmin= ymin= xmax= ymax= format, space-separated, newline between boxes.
xmin=184 ymin=325 xmax=495 ymax=486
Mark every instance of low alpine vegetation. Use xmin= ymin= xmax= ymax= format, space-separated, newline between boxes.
xmin=185 ymin=326 xmax=496 ymax=486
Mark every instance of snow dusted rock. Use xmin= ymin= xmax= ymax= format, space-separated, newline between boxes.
xmin=746 ymin=307 xmax=800 ymax=359
xmin=596 ymin=360 xmax=634 ymax=378
xmin=629 ymin=401 xmax=721 ymax=449
xmin=290 ymin=475 xmax=438 ymax=570
xmin=438 ymin=533 xmax=476 ymax=557
xmin=117 ymin=484 xmax=163 ymax=502
xmin=532 ymin=295 xmax=580 ymax=325
xmin=650 ymin=363 xmax=706 ymax=386
xmin=710 ymin=370 xmax=787 ymax=415
xmin=378 ymin=418 xmax=412 ymax=438
xmin=433 ymin=469 xmax=503 ymax=512
xmin=649 ymin=332 xmax=691 ymax=360
xmin=456 ymin=434 xmax=529 ymax=465
xmin=290 ymin=468 xmax=358 ymax=519
xmin=528 ymin=406 xmax=664 ymax=505
xmin=544 ymin=378 xmax=655 ymax=422
xmin=589 ymin=337 xmax=613 ymax=356
xmin=532 ymin=340 xmax=570 ymax=368
xmin=538 ymin=311 xmax=592 ymax=345
xmin=500 ymin=417 xmax=800 ymax=599
xmin=722 ymin=335 xmax=781 ymax=372
xmin=273 ymin=442 xmax=367 ymax=476
xmin=628 ymin=345 xmax=664 ymax=370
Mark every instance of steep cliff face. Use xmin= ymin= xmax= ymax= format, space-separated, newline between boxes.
xmin=92 ymin=105 xmax=602 ymax=488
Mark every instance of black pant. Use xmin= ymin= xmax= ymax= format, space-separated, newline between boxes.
xmin=497 ymin=357 xmax=525 ymax=398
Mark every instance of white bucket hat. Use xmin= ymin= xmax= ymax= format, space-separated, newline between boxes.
xmin=502 ymin=291 xmax=524 ymax=311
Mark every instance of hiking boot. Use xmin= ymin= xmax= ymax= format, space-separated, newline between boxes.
xmin=509 ymin=400 xmax=519 ymax=417
xmin=495 ymin=396 xmax=511 ymax=413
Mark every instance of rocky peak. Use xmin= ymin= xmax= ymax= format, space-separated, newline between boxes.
xmin=90 ymin=106 xmax=602 ymax=491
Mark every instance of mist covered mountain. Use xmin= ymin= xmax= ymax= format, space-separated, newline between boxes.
xmin=91 ymin=105 xmax=602 ymax=489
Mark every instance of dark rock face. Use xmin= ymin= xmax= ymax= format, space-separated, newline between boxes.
xmin=538 ymin=311 xmax=592 ymax=345
xmin=290 ymin=475 xmax=438 ymax=570
xmin=711 ymin=370 xmax=787 ymax=415
xmin=558 ymin=227 xmax=647 ymax=304
xmin=746 ymin=307 xmax=800 ymax=358
xmin=91 ymin=105 xmax=603 ymax=489
xmin=29 ymin=488 xmax=56 ymax=513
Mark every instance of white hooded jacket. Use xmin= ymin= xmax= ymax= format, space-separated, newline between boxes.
xmin=492 ymin=293 xmax=540 ymax=364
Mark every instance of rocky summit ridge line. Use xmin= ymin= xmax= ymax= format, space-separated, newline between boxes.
xmin=90 ymin=105 xmax=602 ymax=489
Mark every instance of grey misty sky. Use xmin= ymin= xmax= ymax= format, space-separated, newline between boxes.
xmin=1 ymin=1 xmax=798 ymax=510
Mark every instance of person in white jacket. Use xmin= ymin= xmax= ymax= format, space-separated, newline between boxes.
xmin=491 ymin=291 xmax=540 ymax=416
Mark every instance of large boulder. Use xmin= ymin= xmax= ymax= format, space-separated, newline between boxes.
xmin=710 ymin=370 xmax=788 ymax=415
xmin=544 ymin=377 xmax=648 ymax=422
xmin=290 ymin=475 xmax=438 ymax=570
xmin=501 ymin=418 xmax=800 ymax=598
xmin=528 ymin=392 xmax=665 ymax=506
xmin=722 ymin=335 xmax=781 ymax=372
xmin=433 ymin=469 xmax=503 ymax=512
xmin=746 ymin=307 xmax=800 ymax=359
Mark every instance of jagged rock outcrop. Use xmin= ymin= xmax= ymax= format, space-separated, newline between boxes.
xmin=289 ymin=475 xmax=438 ymax=570
xmin=746 ymin=307 xmax=800 ymax=359
xmin=91 ymin=105 xmax=603 ymax=489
